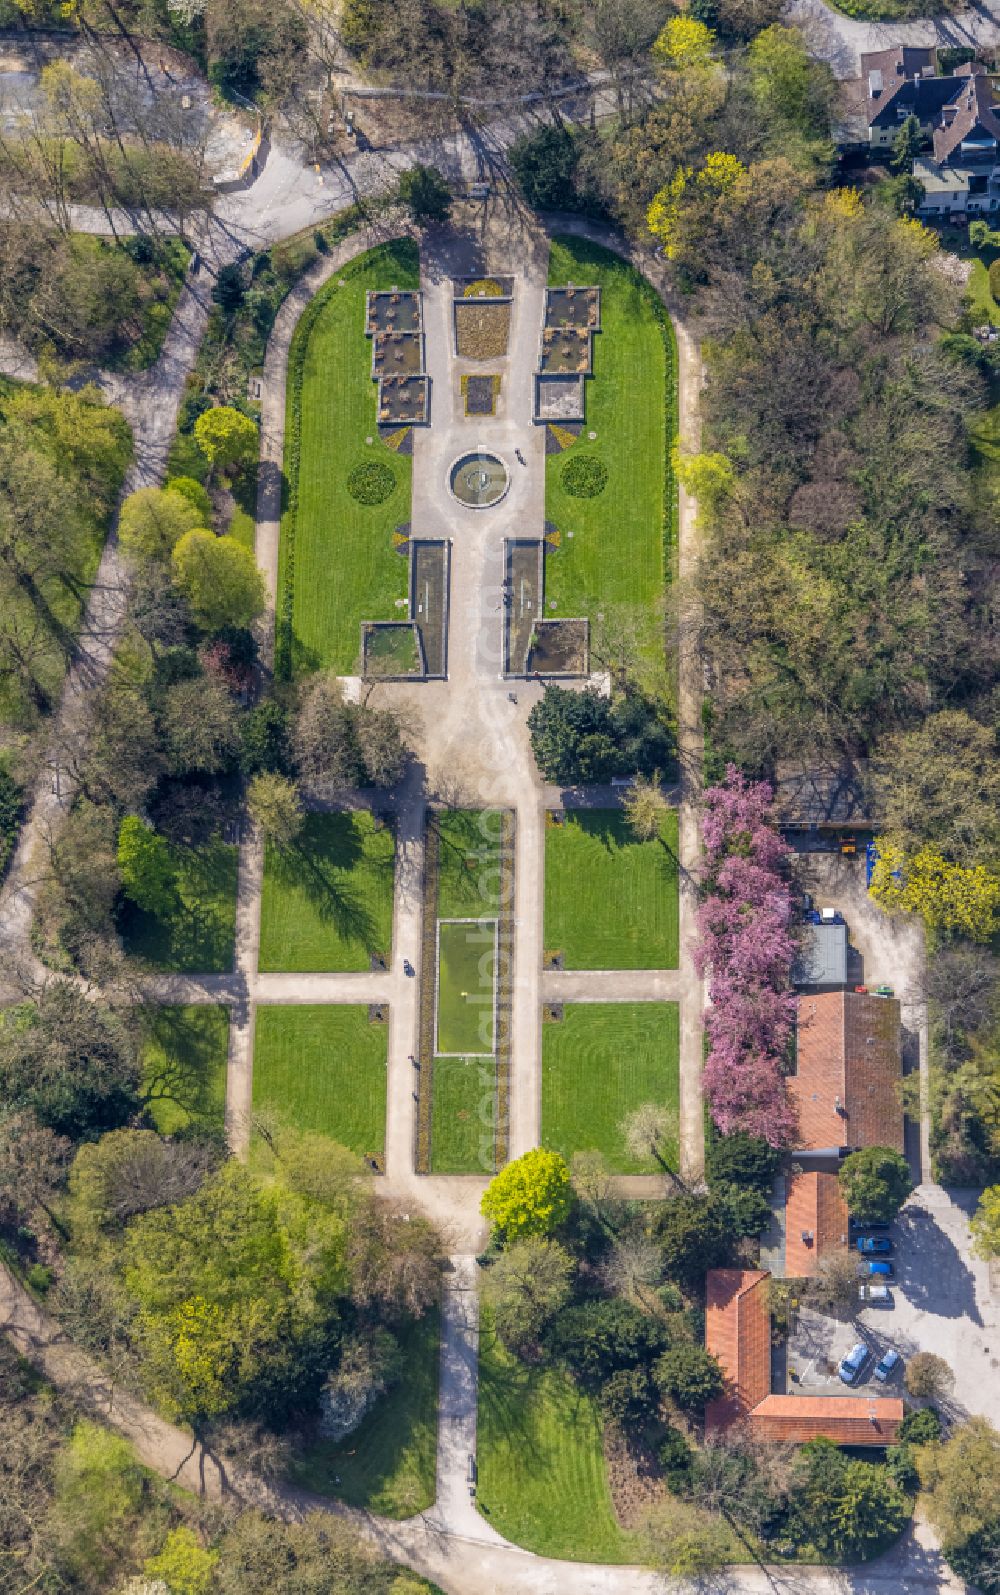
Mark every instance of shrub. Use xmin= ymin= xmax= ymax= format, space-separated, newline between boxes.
xmin=990 ymin=258 xmax=1000 ymax=302
xmin=900 ymin=1406 xmax=943 ymax=1445
xmin=166 ymin=476 xmax=214 ymax=522
xmin=561 ymin=453 xmax=608 ymax=498
xmin=346 ymin=460 xmax=397 ymax=505
xmin=706 ymin=1130 xmax=780 ymax=1193
xmin=838 ymin=1146 xmax=912 ymax=1224
xmin=659 ymin=1424 xmax=694 ymax=1489
xmin=510 ymin=124 xmax=580 ymax=210
xmin=480 ymin=1147 xmax=572 ymax=1239
xmin=654 ymin=1344 xmax=725 ymax=1412
xmin=548 ymin=1297 xmax=669 ymax=1383
xmin=600 ymin=1365 xmax=658 ymax=1425
xmin=0 ymin=766 xmax=23 ymax=877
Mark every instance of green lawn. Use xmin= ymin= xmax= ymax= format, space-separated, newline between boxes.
xmin=477 ymin=1309 xmax=638 ymax=1561
xmin=252 ymin=1005 xmax=387 ymax=1163
xmin=435 ymin=808 xmax=501 ymax=918
xmin=291 ymin=1311 xmax=440 ymax=1518
xmin=542 ymin=1002 xmax=680 ymax=1172
xmin=259 ymin=811 xmax=395 ymax=973
xmin=436 ymin=919 xmax=496 ymax=1055
xmin=544 ymin=236 xmax=675 ymax=631
xmin=544 ymin=808 xmax=679 ymax=969
xmin=119 ymin=838 xmax=238 ymax=972
xmin=140 ymin=1005 xmax=229 ymax=1135
xmin=967 ymin=257 xmax=1000 ymax=326
xmin=430 ymin=1056 xmax=497 ymax=1173
xmin=278 ymin=239 xmax=418 ymax=675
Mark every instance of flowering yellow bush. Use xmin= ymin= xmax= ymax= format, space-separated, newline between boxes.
xmin=652 ymin=16 xmax=716 ymax=69
xmin=870 ymin=837 xmax=1000 ymax=942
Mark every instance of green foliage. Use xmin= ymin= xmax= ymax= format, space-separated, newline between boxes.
xmin=747 ymin=23 xmax=836 ymax=144
xmin=705 ymin=1129 xmax=780 ymax=1192
xmin=900 ymin=1405 xmax=943 ymax=1444
xmin=971 ymin=1185 xmax=1000 ymax=1259
xmin=397 ymin=164 xmax=452 ymax=224
xmin=658 ymin=1424 xmax=694 ymax=1489
xmin=145 ymin=1526 xmax=218 ymax=1594
xmin=548 ymin=1296 xmax=669 ymax=1384
xmin=120 ymin=486 xmax=206 ymax=562
xmin=347 ymin=460 xmax=397 ymax=505
xmin=240 ymin=700 xmax=293 ymax=776
xmin=790 ymin=1438 xmax=908 ymax=1559
xmin=0 ymin=983 xmax=140 ymax=1142
xmin=482 ymin=1235 xmax=574 ymax=1353
xmin=838 ymin=1145 xmax=913 ymax=1224
xmin=172 ymin=530 xmax=266 ymax=632
xmin=600 ymin=1365 xmax=657 ymax=1424
xmin=481 ymin=1146 xmax=572 ymax=1239
xmin=194 ymin=406 xmax=259 ymax=475
xmin=528 ymin=685 xmax=620 ymax=783
xmin=165 ymin=475 xmax=214 ymax=522
xmin=0 ymin=764 xmax=23 ymax=877
xmin=654 ymin=1344 xmax=724 ymax=1412
xmin=117 ymin=816 xmax=179 ymax=918
xmin=653 ymin=1192 xmax=732 ymax=1287
xmin=50 ymin=1421 xmax=149 ymax=1590
xmin=561 ymin=453 xmax=609 ymax=498
xmin=510 ymin=124 xmax=582 ymax=210
xmin=121 ymin=1160 xmax=347 ymax=1423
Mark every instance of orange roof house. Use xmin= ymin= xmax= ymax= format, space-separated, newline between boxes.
xmin=705 ymin=1268 xmax=902 ymax=1447
xmin=791 ymin=991 xmax=904 ymax=1154
xmin=783 ymin=1171 xmax=850 ymax=1278
xmin=705 ymin=1269 xmax=771 ymax=1435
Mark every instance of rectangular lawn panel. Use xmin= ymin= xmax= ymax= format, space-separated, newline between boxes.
xmin=544 ymin=808 xmax=678 ymax=969
xmin=542 ymin=1002 xmax=679 ymax=1172
xmin=430 ymin=1056 xmax=497 ymax=1173
xmin=477 ymin=1308 xmax=638 ymax=1562
xmin=252 ymin=1005 xmax=387 ymax=1162
xmin=119 ymin=837 xmax=238 ymax=973
xmin=436 ymin=919 xmax=497 ymax=1055
xmin=258 ymin=811 xmax=395 ymax=973
xmin=291 ymin=1311 xmax=439 ymax=1517
xmin=544 ymin=236 xmax=675 ymax=635
xmin=279 ymin=239 xmax=418 ymax=675
xmin=435 ymin=807 xmax=503 ymax=917
xmin=140 ymin=1005 xmax=229 ymax=1135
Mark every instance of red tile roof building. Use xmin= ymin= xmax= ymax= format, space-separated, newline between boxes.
xmin=783 ymin=1171 xmax=850 ymax=1278
xmin=791 ymin=991 xmax=904 ymax=1154
xmin=705 ymin=1268 xmax=902 ymax=1447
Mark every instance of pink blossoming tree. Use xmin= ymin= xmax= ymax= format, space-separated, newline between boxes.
xmin=695 ymin=765 xmax=797 ymax=1146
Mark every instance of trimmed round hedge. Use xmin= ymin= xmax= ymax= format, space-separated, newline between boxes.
xmin=347 ymin=461 xmax=396 ymax=505
xmin=561 ymin=453 xmax=608 ymax=499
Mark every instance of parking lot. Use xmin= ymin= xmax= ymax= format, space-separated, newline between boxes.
xmin=785 ymin=1186 xmax=1000 ymax=1421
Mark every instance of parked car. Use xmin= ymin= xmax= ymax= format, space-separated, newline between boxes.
xmin=856 ymin=1235 xmax=893 ymax=1255
xmin=849 ymin=1217 xmax=892 ymax=1231
xmin=858 ymin=1282 xmax=893 ymax=1307
xmin=839 ymin=1342 xmax=871 ymax=1384
xmin=874 ymin=1349 xmax=902 ymax=1383
xmin=865 ymin=1260 xmax=895 ymax=1277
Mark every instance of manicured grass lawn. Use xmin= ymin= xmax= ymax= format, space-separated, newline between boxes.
xmin=278 ymin=239 xmax=418 ymax=675
xmin=430 ymin=1056 xmax=497 ymax=1173
xmin=252 ymin=1005 xmax=387 ymax=1162
xmin=435 ymin=808 xmax=502 ymax=918
xmin=436 ymin=919 xmax=496 ymax=1055
xmin=971 ymin=402 xmax=1000 ymax=508
xmin=544 ymin=808 xmax=679 ymax=969
xmin=477 ymin=1309 xmax=638 ymax=1562
xmin=967 ymin=257 xmax=1000 ymax=326
xmin=544 ymin=236 xmax=675 ymax=631
xmin=259 ymin=811 xmax=395 ymax=973
xmin=542 ymin=1002 xmax=680 ymax=1173
xmin=140 ymin=1005 xmax=229 ymax=1135
xmin=292 ymin=1311 xmax=440 ymax=1517
xmin=119 ymin=838 xmax=238 ymax=972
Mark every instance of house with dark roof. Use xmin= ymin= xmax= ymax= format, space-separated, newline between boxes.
xmin=855 ymin=48 xmax=1000 ymax=216
xmin=791 ymin=990 xmax=904 ymax=1157
xmin=705 ymin=1268 xmax=903 ymax=1446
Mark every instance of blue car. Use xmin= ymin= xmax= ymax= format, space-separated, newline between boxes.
xmin=865 ymin=1259 xmax=894 ymax=1277
xmin=856 ymin=1235 xmax=893 ymax=1255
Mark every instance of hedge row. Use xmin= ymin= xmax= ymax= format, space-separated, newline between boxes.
xmin=413 ymin=812 xmax=441 ymax=1175
xmin=493 ymin=808 xmax=516 ymax=1168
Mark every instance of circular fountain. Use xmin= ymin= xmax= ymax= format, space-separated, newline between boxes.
xmin=448 ymin=450 xmax=510 ymax=509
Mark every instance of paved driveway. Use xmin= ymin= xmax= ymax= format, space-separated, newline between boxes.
xmin=786 ymin=1186 xmax=1000 ymax=1422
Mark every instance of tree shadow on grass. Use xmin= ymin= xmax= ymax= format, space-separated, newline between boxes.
xmin=139 ymin=1005 xmax=227 ymax=1133
xmin=270 ymin=813 xmax=392 ymax=956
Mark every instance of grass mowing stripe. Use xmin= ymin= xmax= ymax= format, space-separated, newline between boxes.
xmin=542 ymin=1002 xmax=680 ymax=1173
xmin=436 ymin=919 xmax=496 ymax=1055
xmin=252 ymin=1005 xmax=387 ymax=1163
xmin=259 ymin=811 xmax=395 ymax=973
xmin=278 ymin=239 xmax=419 ymax=675
xmin=544 ymin=237 xmax=676 ymax=642
xmin=477 ymin=1307 xmax=637 ymax=1562
xmin=544 ymin=808 xmax=679 ymax=970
